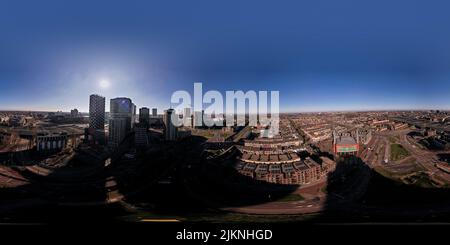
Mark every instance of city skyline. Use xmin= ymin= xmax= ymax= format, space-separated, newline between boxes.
xmin=2 ymin=1 xmax=450 ymax=112
xmin=2 ymin=0 xmax=450 ymax=230
xmin=1 ymin=79 xmax=450 ymax=113
xmin=1 ymin=104 xmax=450 ymax=114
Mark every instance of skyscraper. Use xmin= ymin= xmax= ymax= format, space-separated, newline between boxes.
xmin=108 ymin=97 xmax=133 ymax=148
xmin=108 ymin=118 xmax=128 ymax=149
xmin=152 ymin=108 xmax=157 ymax=117
xmin=131 ymin=103 xmax=136 ymax=129
xmin=193 ymin=110 xmax=204 ymax=128
xmin=89 ymin=94 xmax=105 ymax=130
xmin=134 ymin=122 xmax=149 ymax=148
xmin=183 ymin=107 xmax=192 ymax=127
xmin=139 ymin=107 xmax=150 ymax=126
xmin=164 ymin=109 xmax=178 ymax=141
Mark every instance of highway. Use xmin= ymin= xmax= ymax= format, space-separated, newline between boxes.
xmin=361 ymin=134 xmax=386 ymax=167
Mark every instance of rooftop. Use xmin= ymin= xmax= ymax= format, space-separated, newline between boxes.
xmin=335 ymin=136 xmax=357 ymax=145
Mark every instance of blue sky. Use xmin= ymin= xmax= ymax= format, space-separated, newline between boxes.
xmin=1 ymin=0 xmax=450 ymax=112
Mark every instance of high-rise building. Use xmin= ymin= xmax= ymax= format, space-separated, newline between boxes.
xmin=131 ymin=103 xmax=136 ymax=130
xmin=70 ymin=108 xmax=79 ymax=118
xmin=183 ymin=107 xmax=192 ymax=127
xmin=108 ymin=118 xmax=128 ymax=149
xmin=134 ymin=122 xmax=149 ymax=148
xmin=109 ymin=97 xmax=133 ymax=148
xmin=164 ymin=109 xmax=178 ymax=141
xmin=139 ymin=107 xmax=150 ymax=126
xmin=152 ymin=108 xmax=157 ymax=117
xmin=89 ymin=94 xmax=105 ymax=130
xmin=193 ymin=110 xmax=204 ymax=128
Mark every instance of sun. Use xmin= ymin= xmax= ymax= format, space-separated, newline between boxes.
xmin=99 ymin=79 xmax=110 ymax=89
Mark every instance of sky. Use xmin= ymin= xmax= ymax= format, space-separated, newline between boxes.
xmin=1 ymin=0 xmax=450 ymax=112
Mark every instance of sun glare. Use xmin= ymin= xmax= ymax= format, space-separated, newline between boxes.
xmin=99 ymin=79 xmax=110 ymax=89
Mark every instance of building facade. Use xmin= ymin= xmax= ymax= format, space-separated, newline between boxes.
xmin=131 ymin=103 xmax=136 ymax=130
xmin=70 ymin=108 xmax=79 ymax=118
xmin=109 ymin=97 xmax=133 ymax=148
xmin=193 ymin=110 xmax=204 ymax=128
xmin=134 ymin=122 xmax=149 ymax=148
xmin=139 ymin=107 xmax=150 ymax=127
xmin=332 ymin=131 xmax=359 ymax=156
xmin=89 ymin=94 xmax=105 ymax=130
xmin=235 ymin=121 xmax=335 ymax=185
xmin=163 ymin=109 xmax=178 ymax=141
xmin=183 ymin=107 xmax=192 ymax=127
xmin=36 ymin=133 xmax=68 ymax=152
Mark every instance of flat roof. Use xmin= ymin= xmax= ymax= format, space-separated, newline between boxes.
xmin=294 ymin=161 xmax=309 ymax=170
xmin=260 ymin=155 xmax=269 ymax=162
xmin=255 ymin=164 xmax=268 ymax=173
xmin=304 ymin=157 xmax=320 ymax=167
xmin=279 ymin=154 xmax=289 ymax=161
xmin=250 ymin=154 xmax=260 ymax=161
xmin=336 ymin=136 xmax=357 ymax=145
xmin=281 ymin=163 xmax=295 ymax=173
xmin=268 ymin=164 xmax=282 ymax=173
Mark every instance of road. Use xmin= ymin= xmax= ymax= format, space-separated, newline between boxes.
xmin=371 ymin=129 xmax=450 ymax=183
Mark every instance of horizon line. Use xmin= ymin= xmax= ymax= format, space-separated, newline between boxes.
xmin=1 ymin=108 xmax=449 ymax=114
